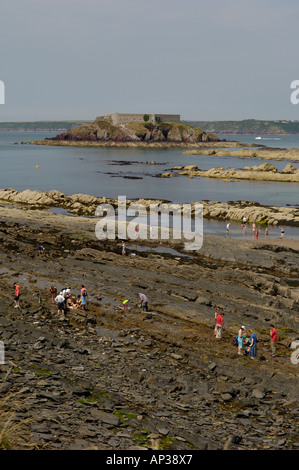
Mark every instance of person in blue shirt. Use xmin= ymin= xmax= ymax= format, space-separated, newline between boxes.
xmin=249 ymin=330 xmax=257 ymax=359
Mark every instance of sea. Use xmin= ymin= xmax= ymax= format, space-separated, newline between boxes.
xmin=0 ymin=131 xmax=298 ymax=240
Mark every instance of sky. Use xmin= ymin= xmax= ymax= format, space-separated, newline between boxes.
xmin=1 ymin=0 xmax=299 ymax=122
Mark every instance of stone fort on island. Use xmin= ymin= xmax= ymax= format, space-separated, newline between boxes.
xmin=103 ymin=113 xmax=180 ymax=125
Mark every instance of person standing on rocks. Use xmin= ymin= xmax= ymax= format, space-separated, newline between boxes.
xmin=61 ymin=288 xmax=71 ymax=312
xmin=237 ymin=326 xmax=245 ymax=355
xmin=81 ymin=285 xmax=88 ymax=311
xmin=138 ymin=293 xmax=148 ymax=312
xmin=270 ymin=324 xmax=277 ymax=357
xmin=226 ymin=223 xmax=230 ymax=238
xmin=215 ymin=312 xmax=224 ymax=339
xmin=13 ymin=282 xmax=21 ymax=308
xmin=214 ymin=307 xmax=220 ymax=336
xmin=122 ymin=241 xmax=126 ymax=256
xmin=36 ymin=244 xmax=45 ymax=256
xmin=280 ymin=227 xmax=285 ymax=239
xmin=55 ymin=292 xmax=65 ymax=315
xmin=49 ymin=285 xmax=57 ymax=303
xmin=248 ymin=329 xmax=257 ymax=359
xmin=37 ymin=292 xmax=42 ymax=305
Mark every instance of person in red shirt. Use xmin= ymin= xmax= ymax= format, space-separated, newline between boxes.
xmin=270 ymin=325 xmax=277 ymax=356
xmin=13 ymin=282 xmax=21 ymax=308
xmin=215 ymin=312 xmax=224 ymax=339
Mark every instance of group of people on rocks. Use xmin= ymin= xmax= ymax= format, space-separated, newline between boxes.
xmin=12 ymin=282 xmax=88 ymax=315
xmin=226 ymin=216 xmax=285 ymax=240
xmin=13 ymin=277 xmax=149 ymax=318
xmin=52 ymin=285 xmax=88 ymax=314
xmin=214 ymin=306 xmax=278 ymax=359
xmin=122 ymin=293 xmax=149 ymax=312
xmin=11 ymin=280 xmax=298 ymax=364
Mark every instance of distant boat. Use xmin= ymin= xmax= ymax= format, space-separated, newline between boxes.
xmin=255 ymin=136 xmax=262 ymax=140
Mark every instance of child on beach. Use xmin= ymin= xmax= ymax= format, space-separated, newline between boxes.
xmin=226 ymin=223 xmax=230 ymax=238
xmin=237 ymin=326 xmax=246 ymax=355
xmin=214 ymin=307 xmax=220 ymax=336
xmin=270 ymin=325 xmax=277 ymax=357
xmin=13 ymin=282 xmax=21 ymax=308
xmin=81 ymin=285 xmax=87 ymax=310
xmin=49 ymin=285 xmax=57 ymax=303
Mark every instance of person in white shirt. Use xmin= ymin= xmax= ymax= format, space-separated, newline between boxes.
xmin=55 ymin=293 xmax=65 ymax=314
xmin=138 ymin=293 xmax=149 ymax=312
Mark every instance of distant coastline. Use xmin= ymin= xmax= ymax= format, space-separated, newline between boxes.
xmin=2 ymin=119 xmax=299 ymax=135
xmin=184 ymin=119 xmax=299 ymax=135
xmin=0 ymin=120 xmax=92 ymax=132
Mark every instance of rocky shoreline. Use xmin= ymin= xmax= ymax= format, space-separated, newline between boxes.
xmin=159 ymin=162 xmax=299 ymax=183
xmin=0 ymin=188 xmax=298 ymax=227
xmin=27 ymin=139 xmax=245 ymax=150
xmin=183 ymin=147 xmax=299 ymax=162
xmin=0 ymin=204 xmax=298 ymax=450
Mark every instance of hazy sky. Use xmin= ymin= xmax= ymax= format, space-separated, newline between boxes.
xmin=1 ymin=0 xmax=299 ymax=121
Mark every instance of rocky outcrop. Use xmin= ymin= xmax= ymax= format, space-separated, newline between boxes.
xmin=0 ymin=188 xmax=114 ymax=215
xmin=159 ymin=163 xmax=299 ymax=183
xmin=201 ymin=201 xmax=299 ymax=226
xmin=183 ymin=147 xmax=299 ymax=162
xmin=0 ymin=188 xmax=298 ymax=226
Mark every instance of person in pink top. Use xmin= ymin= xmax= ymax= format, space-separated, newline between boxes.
xmin=13 ymin=282 xmax=21 ymax=308
xmin=270 ymin=325 xmax=277 ymax=356
xmin=80 ymin=285 xmax=88 ymax=310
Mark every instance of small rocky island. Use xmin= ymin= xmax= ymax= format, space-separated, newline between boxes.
xmin=30 ymin=113 xmax=220 ymax=147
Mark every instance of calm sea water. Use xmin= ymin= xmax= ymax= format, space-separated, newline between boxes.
xmin=0 ymin=131 xmax=298 ymax=239
xmin=0 ymin=131 xmax=298 ymax=206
